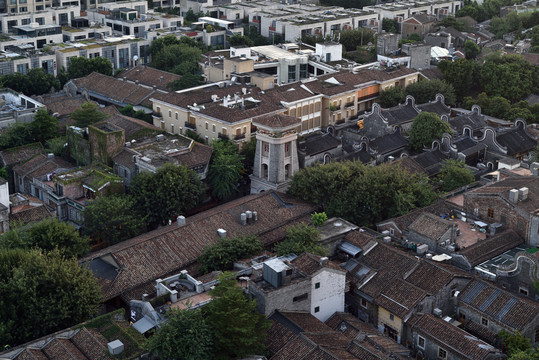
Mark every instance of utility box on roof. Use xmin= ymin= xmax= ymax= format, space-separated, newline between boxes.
xmin=108 ymin=340 xmax=124 ymax=355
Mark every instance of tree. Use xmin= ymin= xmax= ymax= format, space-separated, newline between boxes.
xmin=83 ymin=195 xmax=145 ymax=246
xmin=0 ymin=248 xmax=102 ymax=346
xmin=438 ymin=159 xmax=475 ymax=192
xmin=240 ymin=136 xmax=257 ymax=173
xmin=464 ymin=40 xmax=480 ymax=59
xmin=382 ymin=18 xmax=399 ymax=33
xmin=167 ymin=73 xmax=204 ymax=91
xmin=439 ymin=58 xmax=477 ymax=101
xmin=207 ymin=139 xmax=244 ymax=200
xmin=229 ymin=34 xmax=254 ymax=47
xmin=130 ymin=163 xmax=205 ymax=228
xmin=0 ymin=218 xmax=90 ymax=258
xmin=204 ymin=272 xmax=271 ymax=359
xmin=338 ymin=28 xmax=375 ymax=51
xmin=438 ymin=16 xmax=464 ymax=31
xmin=311 ymin=212 xmax=328 ymax=226
xmin=151 ymin=43 xmax=202 ymax=75
xmin=378 ymin=87 xmax=406 ymax=108
xmin=409 ymin=112 xmax=451 ymax=151
xmin=532 ymin=143 xmax=539 ymax=163
xmin=288 ymin=162 xmax=437 ymax=228
xmin=274 ymin=223 xmax=328 ymax=256
xmin=198 ymin=235 xmax=263 ymax=274
xmin=70 ymin=102 xmax=107 ymax=128
xmin=499 ymin=330 xmax=533 ymax=357
xmin=146 ymin=308 xmax=214 ymax=360
xmin=405 ymin=79 xmax=457 ymax=106
xmin=66 ymin=57 xmax=113 ymax=80
xmin=30 ymin=108 xmax=59 ymax=143
xmin=27 ymin=68 xmax=59 ymax=95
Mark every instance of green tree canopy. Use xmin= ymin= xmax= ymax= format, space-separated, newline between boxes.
xmin=70 ymin=102 xmax=108 ymax=128
xmin=130 ymin=163 xmax=205 ymax=229
xmin=198 ymin=235 xmax=263 ymax=274
xmin=338 ymin=28 xmax=376 ymax=51
xmin=204 ymin=272 xmax=271 ymax=359
xmin=0 ymin=109 xmax=58 ymax=150
xmin=0 ymin=218 xmax=90 ymax=258
xmin=229 ymin=34 xmax=254 ymax=47
xmin=382 ymin=18 xmax=399 ymax=33
xmin=166 ymin=73 xmax=204 ymax=91
xmin=438 ymin=159 xmax=475 ymax=192
xmin=438 ymin=16 xmax=464 ymax=31
xmin=66 ymin=57 xmax=113 ymax=80
xmin=83 ymin=195 xmax=145 ymax=246
xmin=499 ymin=330 xmax=533 ymax=357
xmin=146 ymin=308 xmax=214 ymax=360
xmin=207 ymin=139 xmax=244 ymax=200
xmin=377 ymin=86 xmax=406 ymax=108
xmin=409 ymin=112 xmax=451 ymax=151
xmin=0 ymin=248 xmax=102 ymax=346
xmin=0 ymin=69 xmax=59 ymax=96
xmin=288 ymin=161 xmax=437 ymax=226
xmin=405 ymin=79 xmax=457 ymax=106
xmin=151 ymin=43 xmax=202 ymax=75
xmin=274 ymin=223 xmax=328 ymax=257
xmin=464 ymin=40 xmax=480 ymax=59
xmin=439 ymin=58 xmax=477 ymax=101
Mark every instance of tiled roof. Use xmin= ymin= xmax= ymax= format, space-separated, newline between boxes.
xmin=380 ymin=101 xmax=420 ymax=126
xmin=389 ymin=157 xmax=427 ymax=177
xmin=495 ymin=127 xmax=537 ymax=156
xmin=449 ymin=113 xmax=487 ymax=133
xmin=408 ymin=212 xmax=454 ymax=241
xmin=459 ymin=280 xmax=539 ymax=330
xmin=170 ymin=141 xmax=213 ymax=168
xmin=325 ymin=312 xmax=379 ymax=339
xmin=72 ymin=72 xmax=159 ymax=107
xmin=13 ymin=154 xmax=75 ymax=179
xmin=299 ymin=133 xmax=341 ymax=156
xmin=405 ymin=261 xmax=469 ymax=295
xmin=270 ymin=335 xmax=318 ymax=360
xmin=266 ymin=318 xmax=297 ymax=355
xmin=291 ymin=253 xmax=343 ymax=276
xmin=375 ymin=279 xmax=426 ymax=318
xmin=112 ymin=148 xmax=137 ymax=169
xmin=369 ymin=132 xmax=408 ymax=154
xmin=277 ymin=311 xmax=335 ymax=333
xmin=104 ymin=113 xmax=160 ymax=140
xmin=0 ymin=143 xmax=43 ymax=167
xmin=411 ymin=150 xmax=449 ymax=177
xmin=417 ymin=98 xmax=451 ymax=117
xmin=408 ymin=313 xmax=500 ymax=360
xmin=457 ymin=230 xmax=524 ymax=267
xmin=254 ymin=114 xmax=301 ymax=129
xmin=10 ymin=204 xmax=52 ymax=226
xmin=81 ymin=191 xmax=316 ymax=301
xmin=408 ymin=13 xmax=436 ymax=24
xmin=39 ymin=95 xmax=88 ymax=117
xmin=465 ymin=176 xmax=539 ymax=214
xmin=116 ymin=66 xmax=180 ymax=91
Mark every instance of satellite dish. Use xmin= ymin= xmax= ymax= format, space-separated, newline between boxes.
xmin=133 ymin=55 xmax=139 ymax=61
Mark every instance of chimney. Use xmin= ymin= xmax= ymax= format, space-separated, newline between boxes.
xmin=160 ymin=76 xmax=164 ymax=82
xmin=240 ymin=212 xmax=247 ymax=225
xmin=319 ymin=257 xmax=328 ymax=266
xmin=519 ymin=187 xmax=529 ymax=201
xmin=509 ymin=189 xmax=519 ymax=203
xmin=177 ymin=215 xmax=186 ymax=227
xmin=252 ymin=211 xmax=258 ymax=221
xmin=217 ymin=228 xmax=227 ymax=238
xmin=142 ymin=293 xmax=149 ymax=301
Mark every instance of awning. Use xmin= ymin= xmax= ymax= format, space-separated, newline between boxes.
xmin=132 ymin=315 xmax=157 ymax=334
xmin=474 ymin=221 xmax=488 ymax=228
xmin=338 ymin=242 xmax=362 ymax=257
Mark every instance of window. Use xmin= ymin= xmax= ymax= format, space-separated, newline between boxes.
xmin=487 ymin=208 xmax=494 ymax=218
xmin=389 ymin=314 xmax=394 ymax=321
xmin=156 ymin=106 xmax=161 ymax=114
xmin=417 ymin=335 xmax=425 ymax=349
xmin=314 ymin=306 xmax=320 ymax=313
xmin=438 ymin=347 xmax=447 ymax=359
xmin=293 ymin=293 xmax=308 ymax=302
xmin=175 ymin=112 xmax=178 ymax=120
xmin=481 ymin=317 xmax=489 ymax=326
xmin=212 ymin=124 xmax=216 ymax=133
xmin=205 ymin=122 xmax=208 ymax=130
xmin=360 ymin=298 xmax=367 ymax=309
xmin=168 ymin=110 xmax=171 ymax=118
xmin=315 ymin=282 xmax=320 ymax=289
xmin=390 ymin=228 xmax=395 ymax=236
xmin=520 ymin=287 xmax=529 ymax=296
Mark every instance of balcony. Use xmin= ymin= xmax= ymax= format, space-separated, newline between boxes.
xmin=153 ymin=112 xmax=162 ymax=119
xmin=234 ymin=133 xmax=246 ymax=140
xmin=345 ymin=102 xmax=355 ymax=108
xmin=184 ymin=121 xmax=196 ymax=130
xmin=218 ymin=132 xmax=229 ymax=140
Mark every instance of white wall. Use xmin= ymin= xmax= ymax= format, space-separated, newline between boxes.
xmin=310 ymin=269 xmax=346 ymax=322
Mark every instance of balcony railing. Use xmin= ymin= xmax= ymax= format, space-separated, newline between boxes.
xmin=218 ymin=132 xmax=229 ymax=140
xmin=234 ymin=133 xmax=246 ymax=140
xmin=184 ymin=121 xmax=196 ymax=130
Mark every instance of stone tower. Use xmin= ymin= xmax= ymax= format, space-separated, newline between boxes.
xmin=250 ymin=114 xmax=300 ymax=194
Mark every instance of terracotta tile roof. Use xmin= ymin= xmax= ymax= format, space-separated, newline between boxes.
xmin=405 ymin=260 xmax=470 ymax=295
xmin=10 ymin=204 xmax=52 ymax=226
xmin=13 ymin=154 xmax=75 ymax=179
xmin=104 ymin=113 xmax=159 ymax=140
xmin=342 ymin=230 xmax=377 ymax=249
xmin=457 ymin=230 xmax=524 ymax=267
xmin=72 ymin=72 xmax=159 ymax=108
xmin=325 ymin=312 xmax=379 ymax=339
xmin=254 ymin=114 xmax=301 ymax=129
xmin=408 ymin=213 xmax=455 ymax=241
xmin=375 ymin=279 xmax=426 ymax=318
xmin=291 ymin=253 xmax=344 ymax=276
xmin=408 ymin=313 xmax=501 ymax=360
xmin=278 ymin=311 xmax=335 ymax=333
xmin=0 ymin=143 xmax=44 ymax=167
xmin=81 ymin=191 xmax=316 ymax=301
xmin=170 ymin=142 xmax=212 ymax=169
xmin=346 ymin=342 xmax=387 ymax=360
xmin=70 ymin=328 xmax=109 ymax=360
xmin=266 ymin=319 xmax=297 ymax=355
xmin=40 ymin=95 xmax=88 ymax=117
xmin=459 ymin=279 xmax=539 ymax=331
xmin=464 ymin=319 xmax=499 ymax=345
xmin=270 ymin=336 xmax=317 ymax=360
xmin=116 ymin=66 xmax=180 ymax=91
